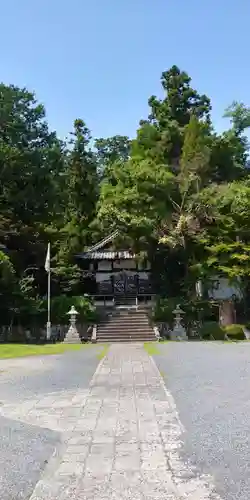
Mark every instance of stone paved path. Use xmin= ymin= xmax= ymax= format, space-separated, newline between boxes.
xmin=1 ymin=344 xmax=223 ymax=499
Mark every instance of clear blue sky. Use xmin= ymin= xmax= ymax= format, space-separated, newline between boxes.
xmin=1 ymin=1 xmax=249 ymax=140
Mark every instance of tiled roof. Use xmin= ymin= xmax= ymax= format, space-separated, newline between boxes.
xmin=76 ymin=250 xmax=135 ymax=260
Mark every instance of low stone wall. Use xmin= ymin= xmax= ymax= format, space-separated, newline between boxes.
xmin=0 ymin=323 xmax=92 ymax=343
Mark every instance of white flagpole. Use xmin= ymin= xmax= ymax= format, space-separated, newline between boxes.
xmin=47 ymin=266 xmax=51 ymax=340
xmin=45 ymin=243 xmax=51 ymax=340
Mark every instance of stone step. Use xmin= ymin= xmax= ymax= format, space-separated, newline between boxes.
xmin=97 ymin=328 xmax=154 ymax=335
xmin=98 ymin=330 xmax=154 ymax=336
xmin=98 ymin=331 xmax=154 ymax=337
xmin=64 ymin=335 xmax=81 ymax=343
xmin=98 ymin=329 xmax=153 ymax=335
xmin=96 ymin=306 xmax=154 ymax=343
xmin=101 ymin=313 xmax=149 ymax=318
xmin=97 ymin=337 xmax=156 ymax=343
xmin=99 ymin=318 xmax=150 ymax=324
xmin=98 ymin=336 xmax=154 ymax=340
xmin=97 ymin=338 xmax=156 ymax=343
xmin=98 ymin=321 xmax=150 ymax=328
xmin=101 ymin=313 xmax=149 ymax=319
xmin=107 ymin=316 xmax=148 ymax=321
xmin=113 ymin=308 xmax=148 ymax=312
xmin=100 ymin=316 xmax=150 ymax=323
xmin=100 ymin=316 xmax=149 ymax=321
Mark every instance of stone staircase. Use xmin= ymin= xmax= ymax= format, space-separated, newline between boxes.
xmin=96 ymin=308 xmax=156 ymax=343
xmin=114 ymin=293 xmax=137 ymax=307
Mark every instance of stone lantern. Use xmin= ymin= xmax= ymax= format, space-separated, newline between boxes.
xmin=64 ymin=306 xmax=81 ymax=344
xmin=171 ymin=304 xmax=188 ymax=341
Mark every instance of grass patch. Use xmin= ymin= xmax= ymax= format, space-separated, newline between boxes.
xmin=97 ymin=344 xmax=109 ymax=360
xmin=144 ymin=342 xmax=161 ymax=355
xmin=0 ymin=343 xmax=93 ymax=359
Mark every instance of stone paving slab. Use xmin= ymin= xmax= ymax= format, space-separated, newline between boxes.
xmin=0 ymin=347 xmax=102 ymax=499
xmin=26 ymin=343 xmax=223 ymax=500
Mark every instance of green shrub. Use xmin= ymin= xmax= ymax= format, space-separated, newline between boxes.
xmin=223 ymin=324 xmax=245 ymax=341
xmin=152 ymin=297 xmax=177 ymax=327
xmin=200 ymin=322 xmax=246 ymax=341
xmin=50 ymin=294 xmax=97 ymax=324
xmin=51 ymin=295 xmax=96 ymax=324
xmin=199 ymin=321 xmax=225 ymax=340
xmin=153 ymin=297 xmax=218 ymax=330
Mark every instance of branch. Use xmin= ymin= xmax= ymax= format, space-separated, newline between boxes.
xmin=168 ymin=195 xmax=181 ymax=213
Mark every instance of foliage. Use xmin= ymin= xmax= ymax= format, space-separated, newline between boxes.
xmin=198 ymin=322 xmax=246 ymax=341
xmin=0 ymin=251 xmax=15 ymax=283
xmin=94 ymin=135 xmax=131 ymax=176
xmin=1 ymin=65 xmax=250 ymax=328
xmin=199 ymin=321 xmax=225 ymax=340
xmin=152 ymin=297 xmax=177 ymax=325
xmin=97 ymin=158 xmax=174 ymax=249
xmin=223 ymin=324 xmax=245 ymax=340
xmin=50 ymin=295 xmax=97 ymax=324
xmin=153 ymin=297 xmax=218 ymax=331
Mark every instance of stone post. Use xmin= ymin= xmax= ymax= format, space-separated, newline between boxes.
xmin=171 ymin=304 xmax=188 ymax=341
xmin=63 ymin=306 xmax=81 ymax=344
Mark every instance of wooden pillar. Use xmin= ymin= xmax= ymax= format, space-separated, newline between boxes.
xmin=111 ymin=260 xmax=114 ymax=295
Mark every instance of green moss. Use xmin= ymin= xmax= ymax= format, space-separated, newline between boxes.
xmin=144 ymin=342 xmax=160 ymax=355
xmin=97 ymin=344 xmax=109 ymax=360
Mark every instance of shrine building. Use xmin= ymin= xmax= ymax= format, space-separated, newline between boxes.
xmin=75 ymin=230 xmax=153 ymax=306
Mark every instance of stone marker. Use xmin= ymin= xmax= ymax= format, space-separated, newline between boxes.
xmin=170 ymin=304 xmax=188 ymax=341
xmin=63 ymin=305 xmax=81 ymax=343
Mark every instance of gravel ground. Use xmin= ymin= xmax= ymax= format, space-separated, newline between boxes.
xmin=154 ymin=342 xmax=250 ymax=500
xmin=0 ymin=347 xmax=102 ymax=402
xmin=0 ymin=416 xmax=59 ymax=500
xmin=0 ymin=346 xmax=102 ymax=500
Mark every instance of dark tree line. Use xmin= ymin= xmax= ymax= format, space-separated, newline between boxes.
xmin=1 ymin=66 xmax=250 ymax=325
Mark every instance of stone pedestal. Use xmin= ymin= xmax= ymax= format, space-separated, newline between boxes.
xmin=170 ymin=304 xmax=188 ymax=341
xmin=64 ymin=306 xmax=81 ymax=344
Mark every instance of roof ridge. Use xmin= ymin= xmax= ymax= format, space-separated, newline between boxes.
xmin=86 ymin=229 xmax=119 ymax=252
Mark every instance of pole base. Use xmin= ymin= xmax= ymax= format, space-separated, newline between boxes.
xmin=46 ymin=321 xmax=51 ymax=341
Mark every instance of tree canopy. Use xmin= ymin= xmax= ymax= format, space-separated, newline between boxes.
xmin=1 ymin=65 xmax=250 ymax=324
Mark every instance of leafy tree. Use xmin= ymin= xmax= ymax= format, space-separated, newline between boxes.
xmin=53 ymin=119 xmax=98 ymax=293
xmin=0 ymin=84 xmax=65 ymax=275
xmin=63 ymin=119 xmax=98 ymax=249
xmin=140 ymin=65 xmax=212 ymax=167
xmin=97 ymin=158 xmax=174 ymax=248
xmin=224 ymin=101 xmax=250 ymax=134
xmin=2 ymin=66 xmax=250 ymax=329
xmin=95 ymin=135 xmax=131 ymax=175
xmin=149 ymin=65 xmax=211 ymax=127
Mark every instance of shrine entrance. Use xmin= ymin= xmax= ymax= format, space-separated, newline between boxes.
xmin=113 ymin=270 xmax=138 ymax=296
xmin=75 ymin=229 xmax=153 ymax=304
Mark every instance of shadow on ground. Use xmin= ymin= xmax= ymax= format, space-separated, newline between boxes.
xmin=0 ymin=416 xmax=60 ymax=500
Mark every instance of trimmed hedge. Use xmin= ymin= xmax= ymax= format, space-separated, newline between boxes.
xmin=199 ymin=322 xmax=246 ymax=341
xmin=199 ymin=321 xmax=225 ymax=341
xmin=223 ymin=324 xmax=245 ymax=341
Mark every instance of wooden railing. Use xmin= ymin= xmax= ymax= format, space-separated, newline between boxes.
xmin=92 ymin=293 xmax=155 ymax=308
